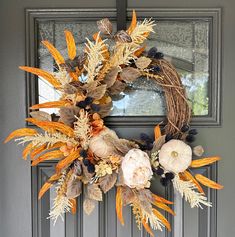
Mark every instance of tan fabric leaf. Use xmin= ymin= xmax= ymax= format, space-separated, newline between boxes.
xmin=97 ymin=18 xmax=113 ymax=35
xmin=119 ymin=67 xmax=141 ymax=82
xmin=103 ymin=67 xmax=119 ymax=88
xmin=99 ymin=173 xmax=117 ymax=193
xmin=87 ymin=184 xmax=103 ymax=201
xmin=66 ymin=176 xmax=82 ymax=199
xmin=87 ymin=84 xmax=107 ymax=100
xmin=83 ymin=198 xmax=96 ymax=215
xmin=30 ymin=111 xmax=52 ymax=122
xmin=109 ymin=80 xmax=126 ymax=95
xmin=135 ymin=56 xmax=152 ymax=70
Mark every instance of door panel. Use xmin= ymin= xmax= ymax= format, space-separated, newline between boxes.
xmin=1 ymin=1 xmax=235 ymax=237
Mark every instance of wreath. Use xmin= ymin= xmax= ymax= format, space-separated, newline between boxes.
xmin=5 ymin=11 xmax=223 ymax=235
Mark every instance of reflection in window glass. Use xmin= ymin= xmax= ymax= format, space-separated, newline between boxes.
xmin=37 ymin=19 xmax=209 ymax=116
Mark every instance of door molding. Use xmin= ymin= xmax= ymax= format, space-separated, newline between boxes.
xmin=24 ymin=8 xmax=222 ymax=128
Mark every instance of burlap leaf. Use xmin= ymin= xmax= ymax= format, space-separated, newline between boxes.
xmin=103 ymin=67 xmax=119 ymax=88
xmin=135 ymin=56 xmax=152 ymax=70
xmin=121 ymin=186 xmax=136 ymax=206
xmin=30 ymin=111 xmax=52 ymax=121
xmin=109 ymin=80 xmax=126 ymax=95
xmin=66 ymin=176 xmax=82 ymax=199
xmin=87 ymin=184 xmax=103 ymax=201
xmin=120 ymin=67 xmax=141 ymax=82
xmin=98 ymin=102 xmax=113 ymax=118
xmin=97 ymin=18 xmax=113 ymax=35
xmin=87 ymin=84 xmax=107 ymax=100
xmin=137 ymin=189 xmax=154 ymax=203
xmin=139 ymin=199 xmax=152 ymax=215
xmin=59 ymin=106 xmax=80 ymax=126
xmin=83 ymin=198 xmax=96 ymax=215
xmin=114 ymin=30 xmax=132 ymax=43
xmin=152 ymin=135 xmax=166 ymax=153
xmin=83 ymin=81 xmax=98 ymax=91
xmin=99 ymin=173 xmax=117 ymax=193
xmin=63 ymin=83 xmax=79 ymax=94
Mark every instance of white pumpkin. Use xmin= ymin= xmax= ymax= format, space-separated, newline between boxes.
xmin=159 ymin=139 xmax=192 ymax=173
xmin=121 ymin=148 xmax=153 ymax=189
xmin=89 ymin=127 xmax=118 ymax=158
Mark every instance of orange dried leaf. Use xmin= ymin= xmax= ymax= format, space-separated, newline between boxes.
xmin=4 ymin=128 xmax=38 ymax=143
xmin=42 ymin=40 xmax=65 ymax=65
xmin=190 ymin=157 xmax=221 ymax=168
xmin=30 ymin=144 xmax=47 ymax=160
xmin=153 ymin=202 xmax=175 ymax=216
xmin=70 ymin=198 xmax=77 ymax=214
xmin=32 ymin=150 xmax=64 ymax=166
xmin=142 ymin=219 xmax=154 ymax=237
xmin=154 ymin=124 xmax=161 ymax=141
xmin=134 ymin=46 xmax=146 ymax=57
xmin=26 ymin=118 xmax=74 ymax=137
xmin=64 ymin=30 xmax=76 ymax=60
xmin=69 ymin=72 xmax=78 ymax=81
xmin=116 ymin=187 xmax=124 ymax=225
xmin=152 ymin=194 xmax=173 ymax=205
xmin=93 ymin=32 xmax=110 ymax=60
xmin=30 ymin=143 xmax=64 ymax=160
xmin=153 ymin=209 xmax=171 ymax=231
xmin=127 ymin=10 xmax=137 ymax=34
xmin=182 ymin=171 xmax=205 ymax=194
xmin=22 ymin=143 xmax=34 ymax=160
xmin=30 ymin=100 xmax=70 ymax=110
xmin=195 ymin=174 xmax=223 ymax=190
xmin=56 ymin=149 xmax=80 ymax=173
xmin=38 ymin=182 xmax=52 ymax=199
xmin=19 ymin=66 xmax=61 ymax=88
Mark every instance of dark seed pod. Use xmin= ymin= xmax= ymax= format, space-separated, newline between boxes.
xmin=146 ymin=143 xmax=153 ymax=150
xmin=139 ymin=144 xmax=147 ymax=150
xmin=148 ymin=47 xmax=158 ymax=58
xmin=160 ymin=177 xmax=168 ymax=187
xmin=85 ymin=96 xmax=93 ymax=105
xmin=76 ymin=100 xmax=87 ymax=108
xmin=91 ymin=104 xmax=101 ymax=112
xmin=165 ymin=172 xmax=175 ymax=180
xmin=140 ymin=133 xmax=151 ymax=141
xmin=80 ymin=149 xmax=87 ymax=158
xmin=87 ymin=164 xmax=95 ymax=173
xmin=186 ymin=134 xmax=196 ymax=143
xmin=155 ymin=167 xmax=164 ymax=176
xmin=83 ymin=158 xmax=90 ymax=166
xmin=155 ymin=52 xmax=164 ymax=59
xmin=181 ymin=124 xmax=190 ymax=132
xmin=152 ymin=66 xmax=161 ymax=72
xmin=165 ymin=133 xmax=174 ymax=142
xmin=189 ymin=129 xmax=198 ymax=135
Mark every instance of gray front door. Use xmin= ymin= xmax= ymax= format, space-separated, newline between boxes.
xmin=0 ymin=1 xmax=235 ymax=237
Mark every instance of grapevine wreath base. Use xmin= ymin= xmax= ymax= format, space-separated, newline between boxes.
xmin=5 ymin=11 xmax=223 ymax=235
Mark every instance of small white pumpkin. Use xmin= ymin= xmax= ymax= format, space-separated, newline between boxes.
xmin=89 ymin=128 xmax=118 ymax=158
xmin=121 ymin=148 xmax=153 ymax=189
xmin=159 ymin=139 xmax=192 ymax=173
